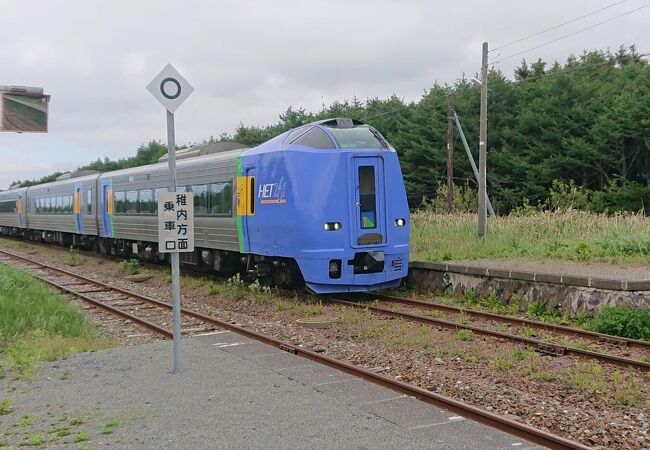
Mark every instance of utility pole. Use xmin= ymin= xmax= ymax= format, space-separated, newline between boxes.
xmin=446 ymin=92 xmax=455 ymax=213
xmin=478 ymin=42 xmax=488 ymax=239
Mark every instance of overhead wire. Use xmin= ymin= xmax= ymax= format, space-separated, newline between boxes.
xmin=490 ymin=0 xmax=630 ymax=53
xmin=491 ymin=2 xmax=650 ymax=65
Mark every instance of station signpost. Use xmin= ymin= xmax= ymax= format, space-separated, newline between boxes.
xmin=147 ymin=64 xmax=194 ymax=374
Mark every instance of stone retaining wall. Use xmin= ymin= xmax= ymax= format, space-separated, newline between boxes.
xmin=408 ymin=262 xmax=650 ymax=317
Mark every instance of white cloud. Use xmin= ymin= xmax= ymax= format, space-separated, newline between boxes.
xmin=0 ymin=0 xmax=647 ymax=188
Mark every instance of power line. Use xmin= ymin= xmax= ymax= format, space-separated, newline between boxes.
xmin=492 ymin=3 xmax=650 ymax=65
xmin=491 ymin=0 xmax=630 ymax=52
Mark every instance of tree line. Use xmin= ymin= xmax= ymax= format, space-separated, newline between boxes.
xmin=13 ymin=46 xmax=649 ymax=214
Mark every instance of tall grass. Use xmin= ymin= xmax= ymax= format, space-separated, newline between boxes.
xmin=410 ymin=210 xmax=650 ymax=264
xmin=0 ymin=264 xmax=109 ymax=377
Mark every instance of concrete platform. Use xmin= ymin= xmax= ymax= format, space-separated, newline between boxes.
xmin=0 ymin=333 xmax=545 ymax=449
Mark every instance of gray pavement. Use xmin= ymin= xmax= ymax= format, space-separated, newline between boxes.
xmin=0 ymin=332 xmax=546 ymax=449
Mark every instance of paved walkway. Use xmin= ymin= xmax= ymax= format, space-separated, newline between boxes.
xmin=0 ymin=333 xmax=545 ymax=449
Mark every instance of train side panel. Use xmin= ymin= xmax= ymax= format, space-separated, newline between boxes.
xmin=99 ymin=150 xmax=240 ymax=252
xmin=0 ymin=188 xmax=27 ymax=230
xmin=26 ymin=176 xmax=99 ymax=236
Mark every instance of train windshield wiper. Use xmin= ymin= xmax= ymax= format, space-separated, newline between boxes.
xmin=369 ymin=128 xmax=388 ymax=148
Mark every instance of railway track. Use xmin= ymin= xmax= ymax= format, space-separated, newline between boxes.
xmin=373 ymin=293 xmax=650 ymax=350
xmin=0 ymin=248 xmax=218 ymax=339
xmin=327 ymin=295 xmax=650 ymax=372
xmin=0 ymin=247 xmax=589 ymax=450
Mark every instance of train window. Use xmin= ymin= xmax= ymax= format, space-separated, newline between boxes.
xmin=0 ymin=201 xmax=14 ymax=213
xmin=191 ymin=184 xmax=209 ymax=214
xmin=153 ymin=187 xmax=168 ymax=213
xmin=35 ymin=198 xmax=41 ymax=213
xmin=43 ymin=198 xmax=50 ymax=213
xmin=125 ymin=191 xmax=138 ymax=214
xmin=291 ymin=127 xmax=336 ymax=149
xmin=139 ymin=189 xmax=154 ymax=214
xmin=55 ymin=196 xmax=63 ymax=214
xmin=114 ymin=191 xmax=126 ymax=214
xmin=282 ymin=126 xmax=310 ymax=145
xmin=65 ymin=196 xmax=73 ymax=213
xmin=327 ymin=126 xmax=388 ymax=149
xmin=358 ymin=166 xmax=377 ymax=229
xmin=209 ymin=182 xmax=232 ymax=215
xmin=249 ymin=177 xmax=255 ymax=215
xmin=86 ymin=189 xmax=92 ymax=215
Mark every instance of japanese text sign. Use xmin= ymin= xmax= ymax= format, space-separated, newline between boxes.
xmin=158 ymin=191 xmax=194 ymax=253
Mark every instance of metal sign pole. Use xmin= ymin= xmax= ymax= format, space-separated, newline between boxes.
xmin=166 ymin=110 xmax=182 ymax=374
xmin=147 ymin=63 xmax=194 ymax=375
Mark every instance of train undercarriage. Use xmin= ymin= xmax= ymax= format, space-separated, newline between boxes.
xmin=0 ymin=226 xmax=304 ymax=288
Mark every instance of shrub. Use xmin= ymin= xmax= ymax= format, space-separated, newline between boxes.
xmin=588 ymin=306 xmax=650 ymax=340
xmin=118 ymin=259 xmax=140 ymax=275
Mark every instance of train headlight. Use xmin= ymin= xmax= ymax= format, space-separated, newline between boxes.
xmin=324 ymin=222 xmax=342 ymax=231
xmin=395 ymin=218 xmax=406 ymax=227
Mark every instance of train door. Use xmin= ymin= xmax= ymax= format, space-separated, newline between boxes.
xmin=101 ymin=182 xmax=113 ymax=237
xmin=73 ymin=186 xmax=84 ymax=234
xmin=236 ymin=167 xmax=255 ymax=253
xmin=16 ymin=192 xmax=25 ymax=228
xmin=350 ymin=157 xmax=386 ymax=248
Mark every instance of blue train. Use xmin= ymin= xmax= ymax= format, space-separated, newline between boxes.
xmin=0 ymin=118 xmax=410 ymax=293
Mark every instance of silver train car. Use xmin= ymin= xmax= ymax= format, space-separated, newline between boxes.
xmin=0 ymin=145 xmax=244 ymax=273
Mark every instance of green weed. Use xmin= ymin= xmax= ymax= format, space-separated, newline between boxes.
xmin=491 ymin=357 xmax=514 ymax=371
xmin=20 ymin=415 xmax=33 ymax=427
xmin=611 ymin=370 xmax=645 ymax=406
xmin=205 ymin=281 xmax=217 ymax=296
xmin=118 ymin=259 xmax=140 ymax=275
xmin=274 ymin=299 xmax=288 ymax=312
xmin=521 ymin=325 xmax=535 ymax=337
xmin=0 ymin=399 xmax=12 ymax=415
xmin=454 ymin=329 xmax=474 ymax=341
xmin=100 ymin=419 xmax=120 ymax=435
xmin=564 ymin=362 xmax=605 ymax=394
xmin=587 ymin=306 xmax=650 ymax=340
xmin=73 ymin=429 xmax=89 ymax=442
xmin=69 ymin=417 xmax=86 ymax=426
xmin=529 ymin=371 xmax=556 ymax=382
xmin=454 ymin=312 xmax=470 ymax=325
xmin=66 ymin=246 xmax=85 ymax=267
xmin=27 ymin=433 xmax=45 ymax=446
xmin=426 ymin=310 xmax=444 ymax=319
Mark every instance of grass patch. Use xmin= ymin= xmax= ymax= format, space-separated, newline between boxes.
xmin=27 ymin=433 xmax=45 ymax=446
xmin=490 ymin=357 xmax=514 ymax=371
xmin=65 ymin=247 xmax=85 ymax=267
xmin=587 ymin=306 xmax=650 ymax=340
xmin=0 ymin=264 xmax=110 ymax=378
xmin=73 ymin=429 xmax=90 ymax=442
xmin=454 ymin=329 xmax=474 ymax=341
xmin=410 ymin=210 xmax=650 ymax=264
xmin=294 ymin=300 xmax=324 ymax=317
xmin=118 ymin=259 xmax=141 ymax=275
xmin=564 ymin=362 xmax=605 ymax=394
xmin=100 ymin=419 xmax=120 ymax=435
xmin=0 ymin=398 xmax=13 ymax=415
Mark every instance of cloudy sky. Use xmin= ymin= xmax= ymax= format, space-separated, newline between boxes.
xmin=0 ymin=0 xmax=648 ymax=189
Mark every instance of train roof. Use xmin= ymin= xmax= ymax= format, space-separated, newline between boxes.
xmin=97 ymin=147 xmax=247 ymax=179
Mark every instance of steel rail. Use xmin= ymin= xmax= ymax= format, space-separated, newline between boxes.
xmin=0 ymin=250 xmax=173 ymax=338
xmin=0 ymin=248 xmax=590 ymax=449
xmin=328 ymin=298 xmax=650 ymax=372
xmin=371 ymin=293 xmax=650 ymax=349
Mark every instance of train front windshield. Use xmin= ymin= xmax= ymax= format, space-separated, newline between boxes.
xmin=326 ymin=126 xmax=388 ymax=149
